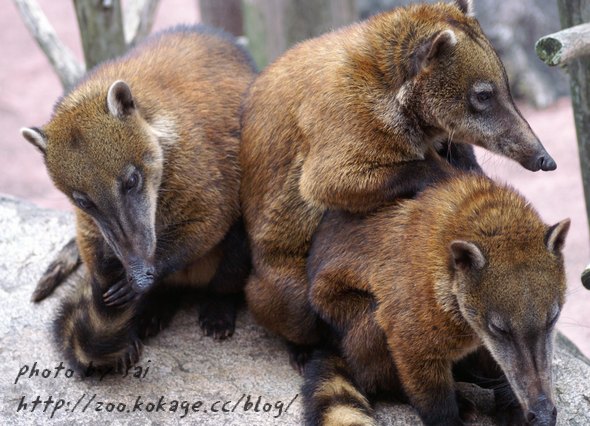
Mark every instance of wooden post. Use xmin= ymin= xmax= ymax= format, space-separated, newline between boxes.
xmin=73 ymin=0 xmax=127 ymax=70
xmin=556 ymin=0 xmax=590 ymax=238
xmin=199 ymin=0 xmax=244 ymax=36
xmin=242 ymin=0 xmax=357 ymax=69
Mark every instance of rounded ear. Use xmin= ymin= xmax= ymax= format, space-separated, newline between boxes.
xmin=410 ymin=30 xmax=458 ymax=77
xmin=455 ymin=0 xmax=475 ymax=17
xmin=107 ymin=80 xmax=135 ymax=118
xmin=450 ymin=240 xmax=486 ymax=271
xmin=21 ymin=127 xmax=47 ymax=154
xmin=545 ymin=219 xmax=570 ymax=254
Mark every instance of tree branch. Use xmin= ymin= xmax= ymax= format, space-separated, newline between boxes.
xmin=12 ymin=0 xmax=84 ymax=90
xmin=124 ymin=0 xmax=160 ymax=47
xmin=536 ymin=23 xmax=590 ymax=66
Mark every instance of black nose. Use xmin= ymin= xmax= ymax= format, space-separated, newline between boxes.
xmin=128 ymin=263 xmax=156 ymax=293
xmin=537 ymin=155 xmax=557 ymax=171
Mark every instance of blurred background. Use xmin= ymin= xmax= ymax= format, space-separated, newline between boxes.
xmin=2 ymin=0 xmax=589 ymax=356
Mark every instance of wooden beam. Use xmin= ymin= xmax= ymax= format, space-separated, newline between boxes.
xmin=536 ymin=23 xmax=590 ymax=66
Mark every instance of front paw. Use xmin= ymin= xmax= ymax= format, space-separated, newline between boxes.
xmin=495 ymin=404 xmax=526 ymax=426
xmin=114 ymin=339 xmax=143 ymax=373
xmin=198 ymin=297 xmax=237 ymax=340
xmin=103 ymin=279 xmax=138 ymax=307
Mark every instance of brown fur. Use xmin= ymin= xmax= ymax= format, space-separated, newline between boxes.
xmin=306 ymin=172 xmax=569 ymax=425
xmin=23 ymin=26 xmax=256 ymax=370
xmin=239 ymin=0 xmax=554 ymax=350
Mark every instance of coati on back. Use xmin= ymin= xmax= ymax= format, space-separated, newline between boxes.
xmin=304 ymin=172 xmax=569 ymax=426
xmin=239 ymin=0 xmax=556 ymax=363
xmin=21 ymin=25 xmax=256 ymax=371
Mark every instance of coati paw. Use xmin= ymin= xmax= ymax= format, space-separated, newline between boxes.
xmin=114 ymin=339 xmax=143 ymax=373
xmin=286 ymin=342 xmax=314 ymax=375
xmin=198 ymin=297 xmax=237 ymax=340
xmin=138 ymin=315 xmax=165 ymax=339
xmin=456 ymin=392 xmax=478 ymax=423
xmin=198 ymin=310 xmax=235 ymax=340
xmin=103 ymin=279 xmax=138 ymax=307
xmin=495 ymin=405 xmax=526 ymax=426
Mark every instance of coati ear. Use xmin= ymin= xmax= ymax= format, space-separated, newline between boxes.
xmin=545 ymin=219 xmax=570 ymax=254
xmin=411 ymin=30 xmax=458 ymax=77
xmin=450 ymin=240 xmax=486 ymax=271
xmin=454 ymin=0 xmax=475 ymax=17
xmin=21 ymin=127 xmax=47 ymax=154
xmin=107 ymin=80 xmax=135 ymax=118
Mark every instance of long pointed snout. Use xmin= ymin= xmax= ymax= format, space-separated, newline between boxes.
xmin=96 ymin=211 xmax=157 ymax=294
xmin=520 ymin=142 xmax=557 ymax=172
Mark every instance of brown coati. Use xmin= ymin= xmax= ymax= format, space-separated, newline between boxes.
xmin=304 ymin=172 xmax=570 ymax=426
xmin=21 ymin=25 xmax=256 ymax=371
xmin=239 ymin=0 xmax=556 ymax=364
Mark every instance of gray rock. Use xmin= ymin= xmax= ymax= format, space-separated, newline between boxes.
xmin=358 ymin=0 xmax=570 ymax=108
xmin=0 ymin=195 xmax=588 ymax=425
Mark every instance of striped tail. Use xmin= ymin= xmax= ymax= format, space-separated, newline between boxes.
xmin=33 ymin=237 xmax=81 ymax=302
xmin=54 ymin=272 xmax=140 ymax=373
xmin=303 ymin=351 xmax=375 ymax=426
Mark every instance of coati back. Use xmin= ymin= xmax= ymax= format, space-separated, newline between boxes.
xmin=21 ymin=26 xmax=256 ymax=370
xmin=239 ymin=0 xmax=556 ymax=363
xmin=305 ymin=173 xmax=569 ymax=425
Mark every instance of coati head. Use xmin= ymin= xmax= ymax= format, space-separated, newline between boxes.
xmin=449 ymin=218 xmax=570 ymax=426
xmin=377 ymin=0 xmax=555 ymax=171
xmin=22 ymin=80 xmax=162 ymax=293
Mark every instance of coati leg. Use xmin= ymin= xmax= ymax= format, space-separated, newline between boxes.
xmin=54 ymin=271 xmax=142 ymax=373
xmin=198 ymin=220 xmax=251 ymax=339
xmin=32 ymin=237 xmax=81 ymax=302
xmin=245 ymin=260 xmax=321 ymax=371
xmin=302 ymin=350 xmax=375 ymax=426
xmin=309 ymin=267 xmax=401 ymax=395
xmin=392 ymin=351 xmax=463 ymax=426
xmin=453 ymin=348 xmax=525 ymax=425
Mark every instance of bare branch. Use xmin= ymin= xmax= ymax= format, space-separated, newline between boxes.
xmin=536 ymin=23 xmax=590 ymax=66
xmin=73 ymin=0 xmax=126 ymax=70
xmin=12 ymin=0 xmax=84 ymax=90
xmin=124 ymin=0 xmax=160 ymax=47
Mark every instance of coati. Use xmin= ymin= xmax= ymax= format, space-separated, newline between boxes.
xmin=304 ymin=172 xmax=569 ymax=426
xmin=239 ymin=0 xmax=557 ymax=362
xmin=21 ymin=25 xmax=256 ymax=371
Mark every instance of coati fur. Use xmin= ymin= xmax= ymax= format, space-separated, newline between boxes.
xmin=21 ymin=25 xmax=256 ymax=371
xmin=239 ymin=0 xmax=556 ymax=360
xmin=304 ymin=172 xmax=570 ymax=426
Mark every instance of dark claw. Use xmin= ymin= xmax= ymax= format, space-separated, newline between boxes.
xmin=286 ymin=342 xmax=314 ymax=375
xmin=198 ymin=297 xmax=237 ymax=341
xmin=103 ymin=281 xmax=137 ymax=307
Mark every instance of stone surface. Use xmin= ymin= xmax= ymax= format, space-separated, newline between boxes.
xmin=0 ymin=195 xmax=589 ymax=425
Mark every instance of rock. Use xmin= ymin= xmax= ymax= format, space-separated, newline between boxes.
xmin=0 ymin=195 xmax=588 ymax=424
xmin=357 ymin=0 xmax=570 ymax=108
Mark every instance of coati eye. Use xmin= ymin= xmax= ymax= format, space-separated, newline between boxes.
xmin=476 ymin=90 xmax=493 ymax=103
xmin=124 ymin=170 xmax=142 ymax=193
xmin=470 ymin=82 xmax=495 ymax=111
xmin=72 ymin=192 xmax=93 ymax=211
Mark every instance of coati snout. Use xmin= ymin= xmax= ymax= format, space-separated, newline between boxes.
xmin=22 ymin=80 xmax=163 ymax=293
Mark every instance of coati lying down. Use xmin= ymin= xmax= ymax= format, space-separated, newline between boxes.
xmin=22 ymin=26 xmax=256 ymax=371
xmin=304 ymin=171 xmax=569 ymax=426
